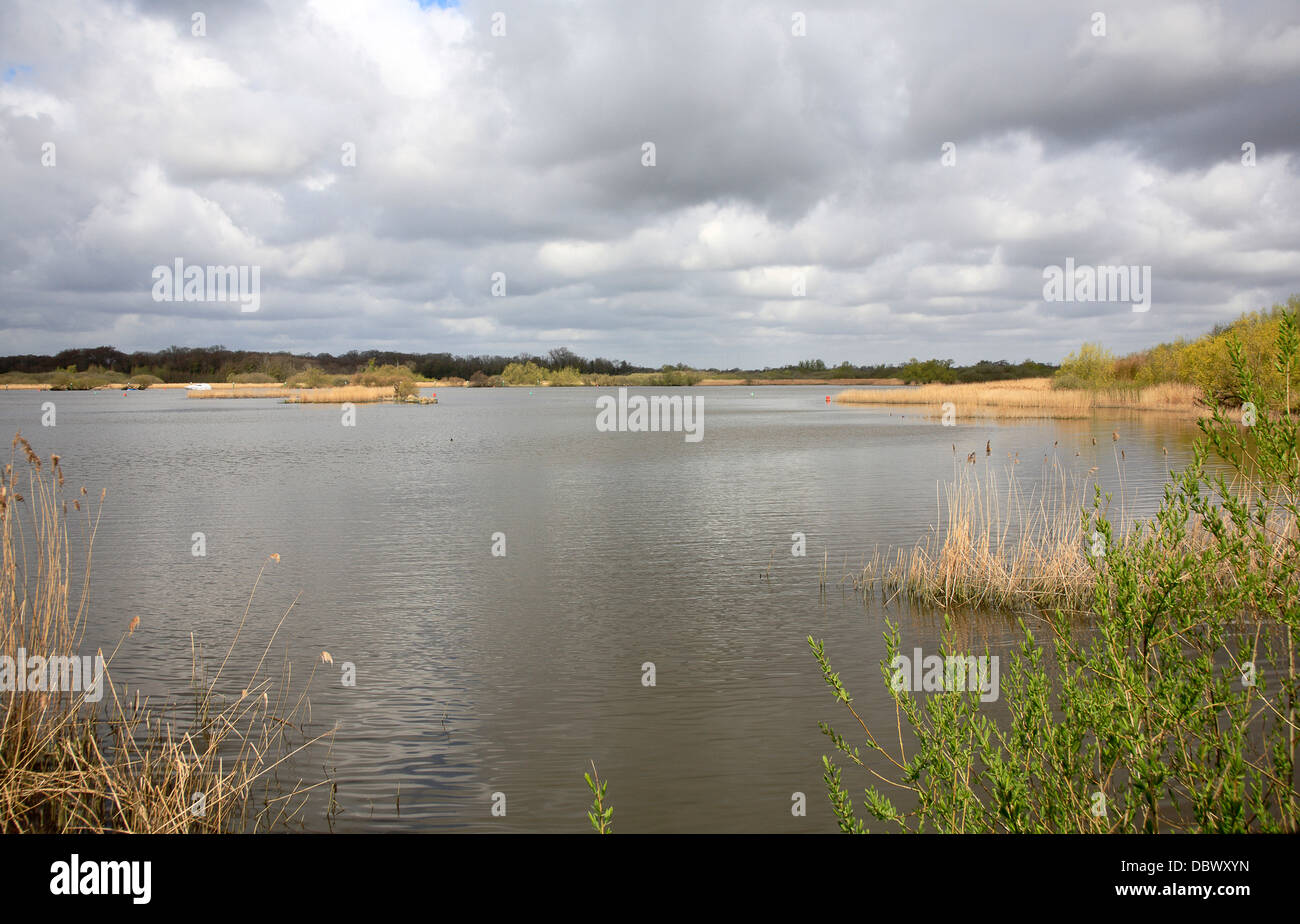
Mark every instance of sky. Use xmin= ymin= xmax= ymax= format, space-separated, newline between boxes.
xmin=1 ymin=0 xmax=1298 ymax=368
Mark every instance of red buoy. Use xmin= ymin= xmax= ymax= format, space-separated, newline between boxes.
xmin=825 ymin=395 xmax=830 ymax=403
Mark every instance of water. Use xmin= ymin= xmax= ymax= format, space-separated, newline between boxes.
xmin=0 ymin=386 xmax=1205 ymax=831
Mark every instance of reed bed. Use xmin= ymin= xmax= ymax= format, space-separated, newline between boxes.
xmin=837 ymin=459 xmax=1101 ymax=611
xmin=283 ymin=385 xmax=422 ymax=404
xmin=832 ymin=453 xmax=1288 ymax=614
xmin=186 ymin=387 xmax=298 ymax=399
xmin=188 ymin=385 xmax=433 ymax=404
xmin=1 ymin=433 xmax=331 ymax=832
xmin=834 ymin=378 xmax=1206 ymax=419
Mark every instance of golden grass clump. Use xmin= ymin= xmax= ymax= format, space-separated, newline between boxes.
xmin=283 ymin=385 xmax=395 ymax=404
xmin=834 ymin=378 xmax=1207 ymax=419
xmin=1 ymin=433 xmax=331 ymax=833
xmin=852 ymin=458 xmax=1101 ymax=611
xmin=835 ymin=451 xmax=1287 ymax=613
xmin=189 ymin=384 xmax=435 ymax=404
xmin=186 ymin=387 xmax=297 ymax=399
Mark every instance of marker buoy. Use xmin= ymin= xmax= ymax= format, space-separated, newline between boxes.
xmin=825 ymin=395 xmax=830 ymax=403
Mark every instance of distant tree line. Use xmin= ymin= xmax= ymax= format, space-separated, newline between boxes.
xmin=739 ymin=357 xmax=1057 ymax=383
xmin=0 ymin=344 xmax=1056 ymax=385
xmin=0 ymin=345 xmax=648 ymax=383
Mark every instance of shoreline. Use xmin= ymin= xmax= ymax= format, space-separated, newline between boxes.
xmin=834 ymin=377 xmax=1212 ymax=419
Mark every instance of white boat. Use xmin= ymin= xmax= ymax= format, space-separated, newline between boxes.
xmin=185 ymin=383 xmax=212 ymax=391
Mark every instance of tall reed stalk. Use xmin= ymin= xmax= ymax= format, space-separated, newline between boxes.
xmin=1 ymin=434 xmax=331 ymax=832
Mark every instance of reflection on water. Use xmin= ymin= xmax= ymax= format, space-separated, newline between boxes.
xmin=0 ymin=386 xmax=1205 ymax=831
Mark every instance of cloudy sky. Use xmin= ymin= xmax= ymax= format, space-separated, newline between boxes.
xmin=1 ymin=0 xmax=1298 ymax=368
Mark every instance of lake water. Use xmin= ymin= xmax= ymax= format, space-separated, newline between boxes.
xmin=0 ymin=386 xmax=1205 ymax=832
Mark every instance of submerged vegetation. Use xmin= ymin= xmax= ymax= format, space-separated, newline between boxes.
xmin=812 ymin=307 xmax=1300 ymax=832
xmin=1 ymin=435 xmax=331 ymax=832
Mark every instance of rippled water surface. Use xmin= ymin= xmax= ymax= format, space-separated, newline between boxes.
xmin=0 ymin=386 xmax=1205 ymax=831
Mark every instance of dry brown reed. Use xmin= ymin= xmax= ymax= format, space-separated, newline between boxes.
xmin=1 ymin=433 xmax=331 ymax=832
xmin=284 ymin=385 xmax=401 ymax=404
xmin=188 ymin=385 xmax=434 ymax=404
xmin=834 ymin=378 xmax=1207 ymax=419
xmin=185 ymin=387 xmax=297 ymax=399
xmin=838 ymin=458 xmax=1102 ymax=611
xmin=834 ymin=452 xmax=1288 ymax=614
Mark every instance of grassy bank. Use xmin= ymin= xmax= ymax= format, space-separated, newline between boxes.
xmin=0 ymin=369 xmax=164 ymax=390
xmin=835 ymin=377 xmax=1205 ymax=419
xmin=1057 ymin=294 xmax=1300 ymax=404
xmin=1 ymin=435 xmax=330 ymax=832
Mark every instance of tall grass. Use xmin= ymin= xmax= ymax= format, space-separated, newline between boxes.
xmin=838 ymin=453 xmax=1245 ymax=613
xmin=283 ymin=385 xmax=414 ymax=404
xmin=832 ymin=458 xmax=1103 ymax=612
xmin=835 ymin=377 xmax=1205 ymax=419
xmin=1 ymin=434 xmax=331 ymax=832
xmin=888 ymin=459 xmax=1098 ymax=611
xmin=188 ymin=385 xmax=431 ymax=403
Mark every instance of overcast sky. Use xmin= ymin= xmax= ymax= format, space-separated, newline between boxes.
xmin=2 ymin=0 xmax=1298 ymax=368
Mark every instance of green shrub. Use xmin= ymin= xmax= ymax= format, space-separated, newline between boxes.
xmin=351 ymin=363 xmax=416 ymax=388
xmin=46 ymin=369 xmax=125 ymax=390
xmin=226 ymin=372 xmax=278 ymax=384
xmin=649 ymin=367 xmax=703 ymax=387
xmin=501 ymin=361 xmax=546 ymax=386
xmin=547 ymin=366 xmax=583 ymax=386
xmin=812 ymin=308 xmax=1300 ymax=833
xmin=899 ymin=358 xmax=958 ymax=384
xmin=286 ymin=367 xmax=345 ymax=389
xmin=1053 ymin=342 xmax=1116 ymax=390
